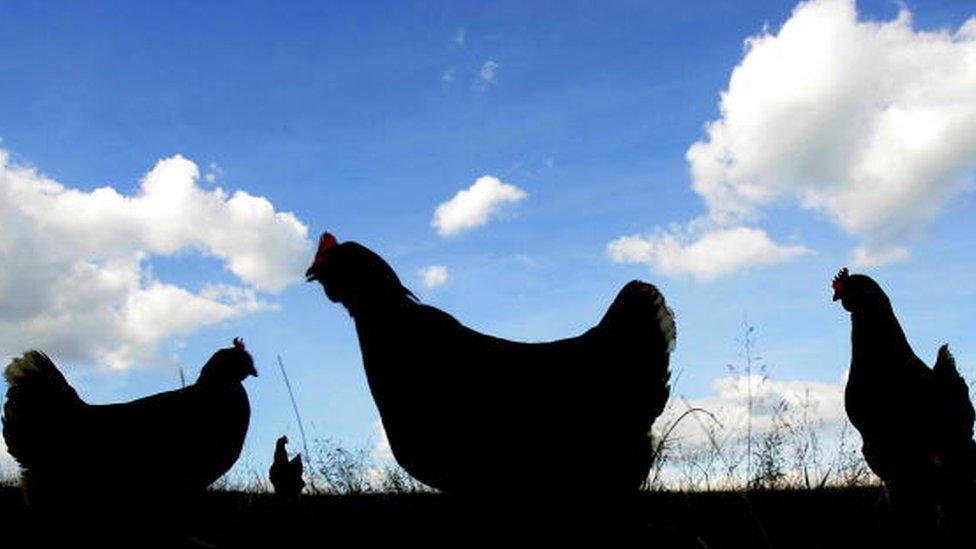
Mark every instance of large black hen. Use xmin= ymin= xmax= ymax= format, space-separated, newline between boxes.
xmin=306 ymin=232 xmax=675 ymax=498
xmin=833 ymin=268 xmax=976 ymax=533
xmin=2 ymin=338 xmax=256 ymax=509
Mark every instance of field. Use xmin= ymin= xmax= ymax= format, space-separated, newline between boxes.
xmin=3 ymin=483 xmax=960 ymax=547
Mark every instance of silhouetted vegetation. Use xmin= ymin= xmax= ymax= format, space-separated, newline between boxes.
xmin=646 ymin=322 xmax=876 ymax=493
xmin=210 ymin=437 xmax=429 ymax=495
xmin=0 ymin=481 xmax=918 ymax=546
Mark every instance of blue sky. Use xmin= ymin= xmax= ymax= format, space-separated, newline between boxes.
xmin=2 ymin=0 xmax=975 ymax=481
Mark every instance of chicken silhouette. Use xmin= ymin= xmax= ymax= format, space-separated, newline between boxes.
xmin=2 ymin=338 xmax=256 ymax=510
xmin=833 ymin=268 xmax=976 ymax=534
xmin=269 ymin=435 xmax=305 ymax=496
xmin=306 ymin=232 xmax=675 ymax=497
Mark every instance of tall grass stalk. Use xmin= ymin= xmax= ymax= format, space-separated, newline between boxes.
xmin=277 ymin=354 xmax=316 ymax=492
xmin=681 ymin=397 xmax=774 ymax=549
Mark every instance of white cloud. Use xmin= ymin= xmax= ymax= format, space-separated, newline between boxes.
xmin=441 ymin=68 xmax=455 ymax=83
xmin=373 ymin=419 xmax=393 ymax=461
xmin=0 ymin=149 xmax=311 ymax=370
xmin=849 ymin=244 xmax=909 ymax=268
xmin=455 ymin=28 xmax=466 ymax=46
xmin=431 ymin=175 xmax=527 ymax=236
xmin=652 ymin=372 xmax=855 ymax=489
xmin=664 ymin=374 xmax=847 ymax=443
xmin=608 ymin=225 xmax=810 ymax=281
xmin=685 ymin=0 xmax=976 ymax=266
xmin=613 ymin=0 xmax=976 ymax=278
xmin=418 ymin=265 xmax=449 ymax=289
xmin=479 ymin=60 xmax=499 ymax=85
xmin=0 ymin=437 xmax=16 ymax=478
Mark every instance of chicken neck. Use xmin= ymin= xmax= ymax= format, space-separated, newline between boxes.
xmin=848 ymin=303 xmax=917 ymax=378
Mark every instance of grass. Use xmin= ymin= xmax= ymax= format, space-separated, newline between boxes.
xmin=210 ymin=437 xmax=429 ymax=495
xmin=647 ymin=396 xmax=875 ymax=492
xmin=0 ymin=482 xmax=902 ymax=546
xmin=645 ymin=322 xmax=875 ymax=493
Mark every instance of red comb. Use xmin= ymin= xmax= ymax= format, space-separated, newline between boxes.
xmin=312 ymin=233 xmax=339 ymax=265
xmin=832 ymin=268 xmax=849 ymax=292
xmin=320 ymin=233 xmax=339 ymax=251
xmin=233 ymin=337 xmax=245 ymax=351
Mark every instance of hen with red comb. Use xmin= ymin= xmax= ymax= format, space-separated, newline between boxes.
xmin=305 ymin=232 xmax=675 ymax=505
xmin=834 ymin=269 xmax=976 ymax=537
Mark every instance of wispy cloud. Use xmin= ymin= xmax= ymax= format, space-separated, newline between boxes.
xmin=455 ymin=27 xmax=466 ymax=46
xmin=204 ymin=161 xmax=222 ymax=183
xmin=478 ymin=59 xmax=500 ymax=87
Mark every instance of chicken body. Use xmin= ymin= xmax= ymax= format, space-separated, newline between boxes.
xmin=2 ymin=342 xmax=255 ymax=505
xmin=834 ymin=269 xmax=976 ymax=532
xmin=270 ymin=435 xmax=305 ymax=496
xmin=307 ymin=233 xmax=675 ymax=497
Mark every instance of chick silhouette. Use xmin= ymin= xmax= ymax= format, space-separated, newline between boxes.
xmin=269 ymin=435 xmax=305 ymax=496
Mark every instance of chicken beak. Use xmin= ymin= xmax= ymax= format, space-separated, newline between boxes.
xmin=305 ymin=264 xmax=320 ymax=282
xmin=832 ymin=291 xmax=841 ymax=302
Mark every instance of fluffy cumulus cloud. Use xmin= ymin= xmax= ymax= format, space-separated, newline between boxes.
xmin=652 ymin=373 xmax=853 ymax=488
xmin=431 ymin=175 xmax=527 ymax=236
xmin=608 ymin=226 xmax=810 ymax=281
xmin=418 ymin=265 xmax=449 ymax=289
xmin=614 ymin=0 xmax=976 ymax=278
xmin=662 ymin=374 xmax=847 ymax=443
xmin=0 ymin=149 xmax=311 ymax=370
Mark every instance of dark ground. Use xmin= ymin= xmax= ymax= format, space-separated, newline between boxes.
xmin=1 ymin=484 xmax=969 ymax=548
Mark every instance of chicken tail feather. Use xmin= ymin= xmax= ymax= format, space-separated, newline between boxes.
xmin=2 ymin=351 xmax=83 ymax=470
xmin=935 ymin=344 xmax=958 ymax=375
xmin=602 ymin=280 xmax=677 ymax=354
xmin=599 ymin=281 xmax=675 ymax=421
